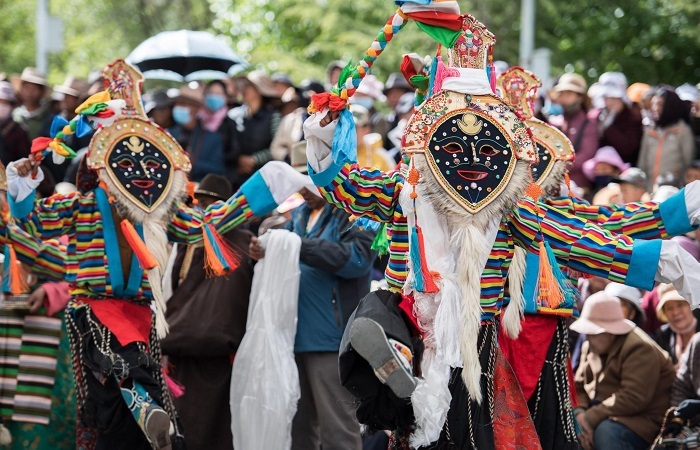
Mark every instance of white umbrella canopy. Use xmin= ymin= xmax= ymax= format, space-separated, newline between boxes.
xmin=126 ymin=30 xmax=249 ymax=82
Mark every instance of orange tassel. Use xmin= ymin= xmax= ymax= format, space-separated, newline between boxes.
xmin=120 ymin=220 xmax=158 ymax=270
xmin=202 ymin=224 xmax=241 ymax=277
xmin=524 ymin=181 xmax=544 ymax=202
xmin=8 ymin=246 xmax=30 ymax=295
xmin=564 ymin=173 xmax=573 ymax=197
xmin=536 ymin=240 xmax=564 ymax=309
xmin=99 ymin=180 xmax=115 ymax=203
xmin=186 ymin=181 xmax=198 ymax=205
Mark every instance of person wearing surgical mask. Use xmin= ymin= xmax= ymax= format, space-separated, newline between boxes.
xmin=348 ymin=75 xmax=392 ymax=149
xmin=167 ymin=83 xmax=225 ymax=181
xmin=0 ymin=81 xmax=31 ymax=165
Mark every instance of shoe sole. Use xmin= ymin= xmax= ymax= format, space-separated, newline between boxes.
xmin=145 ymin=409 xmax=172 ymax=450
xmin=349 ymin=317 xmax=416 ymax=398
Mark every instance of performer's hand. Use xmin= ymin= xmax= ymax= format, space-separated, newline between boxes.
xmin=576 ymin=411 xmax=594 ymax=450
xmin=320 ymin=110 xmax=340 ymax=127
xmin=14 ymin=156 xmax=40 ymax=178
xmin=249 ymin=237 xmax=265 ymax=261
xmin=26 ymin=286 xmax=46 ymax=313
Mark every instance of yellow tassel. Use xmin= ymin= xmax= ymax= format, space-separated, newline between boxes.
xmin=75 ymin=90 xmax=111 ymax=114
xmin=537 ymin=240 xmax=564 ymax=309
xmin=8 ymin=246 xmax=29 ymax=295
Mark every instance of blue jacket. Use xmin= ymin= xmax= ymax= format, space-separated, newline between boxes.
xmin=289 ymin=204 xmax=375 ymax=352
xmin=168 ymin=122 xmax=225 ymax=182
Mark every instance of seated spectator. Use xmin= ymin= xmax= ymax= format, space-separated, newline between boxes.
xmin=604 ymin=282 xmax=645 ymax=326
xmin=638 ymin=88 xmax=695 ymax=191
xmin=686 ymin=159 xmax=700 ymax=185
xmin=350 ymin=104 xmax=396 ymax=172
xmin=655 ymin=283 xmax=700 ymax=367
xmin=573 ymin=292 xmax=675 ymax=450
xmin=0 ymin=80 xmax=30 ymax=165
xmin=597 ymin=72 xmax=644 ymax=164
xmin=168 ymin=84 xmax=225 ymax=181
xmin=612 ymin=167 xmax=649 ymax=203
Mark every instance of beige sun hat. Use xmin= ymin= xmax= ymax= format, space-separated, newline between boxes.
xmin=570 ymin=291 xmax=636 ymax=335
xmin=552 ymin=73 xmax=587 ymax=95
xmin=656 ymin=283 xmax=689 ymax=322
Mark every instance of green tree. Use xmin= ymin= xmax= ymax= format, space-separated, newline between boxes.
xmin=0 ymin=1 xmax=36 ymax=76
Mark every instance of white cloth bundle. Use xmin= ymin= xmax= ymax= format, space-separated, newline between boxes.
xmin=230 ymin=230 xmax=301 ymax=450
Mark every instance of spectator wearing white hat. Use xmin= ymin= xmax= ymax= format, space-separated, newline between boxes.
xmin=573 ymin=292 xmax=675 ymax=450
xmin=604 ymin=282 xmax=645 ymax=326
xmin=11 ymin=67 xmax=54 ymax=141
xmin=597 ymin=72 xmax=644 ymax=165
xmin=611 ymin=167 xmax=649 ymax=203
xmin=655 ymin=283 xmax=700 ymax=367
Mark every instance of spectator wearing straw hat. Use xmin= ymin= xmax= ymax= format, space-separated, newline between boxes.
xmin=655 ymin=283 xmax=700 ymax=367
xmin=573 ymin=292 xmax=675 ymax=450
xmin=549 ymin=73 xmax=600 ymax=191
xmin=597 ymin=73 xmax=644 ymax=165
xmin=227 ymin=71 xmax=283 ymax=190
xmin=168 ymin=84 xmax=225 ymax=182
xmin=0 ymin=81 xmax=31 ymax=166
xmin=11 ymin=67 xmax=54 ymax=141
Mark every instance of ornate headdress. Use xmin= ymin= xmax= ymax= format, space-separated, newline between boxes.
xmin=496 ymin=67 xmax=574 ymax=192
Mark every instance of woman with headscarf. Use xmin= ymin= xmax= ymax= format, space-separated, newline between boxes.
xmin=637 ymin=88 xmax=695 ymax=191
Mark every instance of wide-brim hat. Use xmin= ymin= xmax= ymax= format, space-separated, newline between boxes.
xmin=194 ymin=173 xmax=232 ymax=201
xmin=384 ymin=72 xmax=412 ymax=93
xmin=10 ymin=67 xmax=52 ymax=99
xmin=604 ymin=282 xmax=643 ymax=319
xmin=174 ymin=84 xmax=203 ymax=106
xmin=582 ymin=146 xmax=630 ymax=181
xmin=611 ymin=167 xmax=647 ymax=189
xmin=143 ymin=89 xmax=173 ymax=114
xmin=552 ymin=73 xmax=587 ymax=95
xmin=570 ymin=292 xmax=636 ymax=335
xmin=241 ymin=71 xmax=281 ymax=98
xmin=54 ymin=76 xmax=89 ymax=98
xmin=656 ymin=283 xmax=689 ymax=322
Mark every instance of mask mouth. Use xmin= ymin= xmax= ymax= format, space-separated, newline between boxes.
xmin=457 ymin=170 xmax=488 ymax=181
xmin=132 ymin=179 xmax=155 ymax=189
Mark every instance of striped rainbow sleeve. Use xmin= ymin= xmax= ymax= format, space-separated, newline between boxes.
xmin=548 ymin=188 xmax=693 ymax=240
xmin=510 ymin=198 xmax=659 ymax=290
xmin=167 ymin=192 xmax=254 ymax=244
xmin=7 ymin=224 xmax=66 ymax=282
xmin=308 ymin=161 xmax=404 ymax=223
xmin=9 ymin=191 xmax=81 ymax=240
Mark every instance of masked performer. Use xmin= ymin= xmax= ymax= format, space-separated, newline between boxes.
xmin=302 ymin=7 xmax=700 ymax=450
xmin=494 ymin=66 xmax=700 ymax=450
xmin=6 ymin=60 xmax=315 ymax=450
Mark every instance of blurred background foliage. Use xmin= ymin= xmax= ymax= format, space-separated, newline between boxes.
xmin=0 ymin=0 xmax=698 ymax=86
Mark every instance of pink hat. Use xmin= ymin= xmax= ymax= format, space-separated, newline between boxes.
xmin=570 ymin=291 xmax=636 ymax=335
xmin=582 ymin=146 xmax=631 ymax=181
xmin=671 ymin=236 xmax=700 ymax=262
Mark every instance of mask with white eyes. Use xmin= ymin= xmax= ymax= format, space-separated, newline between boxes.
xmin=105 ymin=134 xmax=174 ymax=210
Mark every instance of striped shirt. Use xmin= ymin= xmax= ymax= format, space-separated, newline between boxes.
xmin=313 ymin=162 xmax=658 ymax=320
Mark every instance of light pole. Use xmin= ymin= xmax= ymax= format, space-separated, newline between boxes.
xmin=519 ymin=0 xmax=535 ymax=68
xmin=36 ymin=0 xmax=48 ymax=73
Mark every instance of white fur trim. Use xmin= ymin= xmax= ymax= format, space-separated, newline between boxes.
xmin=502 ymin=246 xmax=527 ymax=339
xmin=143 ymin=221 xmax=170 ymax=339
xmin=0 ymin=423 xmax=11 ymax=445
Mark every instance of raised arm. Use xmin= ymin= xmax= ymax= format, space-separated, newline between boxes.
xmin=546 ymin=181 xmax=700 ymax=239
xmin=168 ymin=161 xmax=316 ymax=243
xmin=510 ymin=197 xmax=700 ymax=303
xmin=304 ymin=111 xmax=403 ymax=222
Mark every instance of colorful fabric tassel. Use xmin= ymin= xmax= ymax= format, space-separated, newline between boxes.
xmin=163 ymin=365 xmax=185 ymax=398
xmin=410 ymin=225 xmax=439 ymax=293
xmin=120 ymin=220 xmax=158 ymax=270
xmin=371 ymin=223 xmax=390 ymax=256
xmin=536 ymin=240 xmax=576 ymax=309
xmin=202 ymin=223 xmax=241 ymax=277
xmin=7 ymin=246 xmax=30 ymax=295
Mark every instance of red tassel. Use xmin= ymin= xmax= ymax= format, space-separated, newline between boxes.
xmin=416 ymin=226 xmax=439 ymax=293
xmin=120 ymin=220 xmax=158 ymax=270
xmin=8 ymin=246 xmax=30 ymax=295
xmin=202 ymin=224 xmax=241 ymax=277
